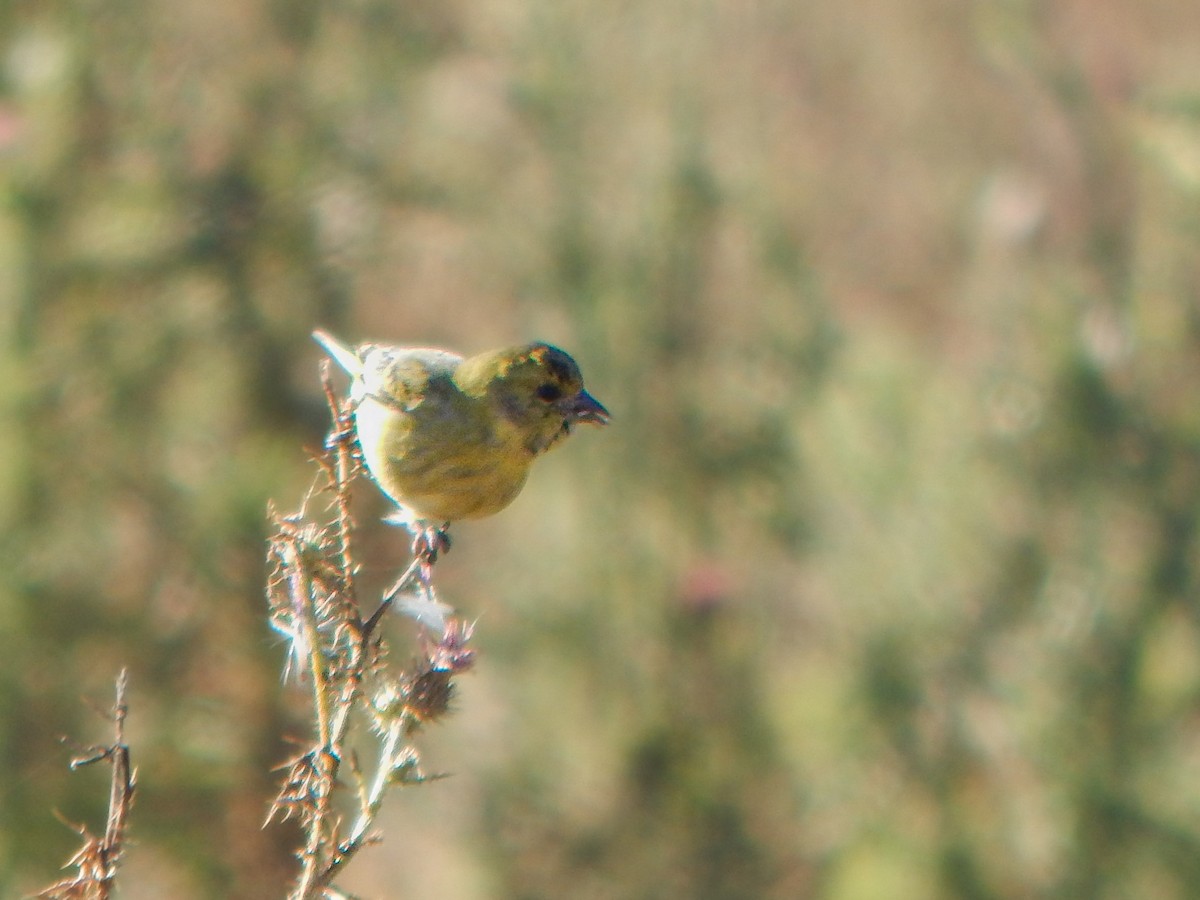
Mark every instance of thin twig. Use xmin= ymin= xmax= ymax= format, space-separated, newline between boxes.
xmin=33 ymin=670 xmax=137 ymax=900
xmin=320 ymin=361 xmax=361 ymax=620
xmin=269 ymin=356 xmax=475 ymax=900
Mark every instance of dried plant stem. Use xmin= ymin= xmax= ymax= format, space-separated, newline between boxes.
xmin=347 ymin=721 xmax=404 ymax=849
xmin=290 ymin=558 xmax=433 ymax=899
xmin=34 ymin=669 xmax=137 ymax=900
xmin=321 ymin=361 xmax=359 ymax=604
xmin=288 ymin=554 xmax=342 ymax=900
xmin=363 ymin=556 xmax=424 ymax=639
xmin=268 ymin=366 xmax=475 ymax=900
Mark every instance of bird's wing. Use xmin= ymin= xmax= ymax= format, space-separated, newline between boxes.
xmin=313 ymin=330 xmax=465 ymax=408
xmin=359 ymin=346 xmax=465 ymax=409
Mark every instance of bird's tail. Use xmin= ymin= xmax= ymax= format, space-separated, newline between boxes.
xmin=312 ymin=330 xmax=363 ymax=376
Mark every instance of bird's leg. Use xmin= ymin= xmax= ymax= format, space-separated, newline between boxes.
xmin=412 ymin=523 xmax=452 ymax=582
xmin=382 ymin=508 xmax=451 ymax=585
xmin=324 ymin=423 xmax=355 ymax=452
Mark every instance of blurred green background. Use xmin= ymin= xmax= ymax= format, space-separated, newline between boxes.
xmin=4 ymin=0 xmax=1200 ymax=897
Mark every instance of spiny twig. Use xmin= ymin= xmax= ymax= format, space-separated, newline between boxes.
xmin=33 ymin=669 xmax=137 ymax=900
xmin=266 ymin=364 xmax=476 ymax=900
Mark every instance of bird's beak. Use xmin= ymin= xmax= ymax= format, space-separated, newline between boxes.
xmin=568 ymin=390 xmax=611 ymax=426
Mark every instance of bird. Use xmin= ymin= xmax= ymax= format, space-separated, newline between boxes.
xmin=313 ymin=330 xmax=610 ymax=545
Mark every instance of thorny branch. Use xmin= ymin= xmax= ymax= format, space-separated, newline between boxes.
xmin=266 ymin=366 xmax=475 ymax=900
xmin=34 ymin=669 xmax=137 ymax=900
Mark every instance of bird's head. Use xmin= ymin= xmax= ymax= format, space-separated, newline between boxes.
xmin=460 ymin=343 xmax=610 ymax=455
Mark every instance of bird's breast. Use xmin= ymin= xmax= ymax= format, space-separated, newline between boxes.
xmin=354 ymin=394 xmax=533 ymax=522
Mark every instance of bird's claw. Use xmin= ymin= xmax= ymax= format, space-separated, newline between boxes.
xmin=324 ymin=424 xmax=356 ymax=451
xmin=413 ymin=524 xmax=451 ymax=574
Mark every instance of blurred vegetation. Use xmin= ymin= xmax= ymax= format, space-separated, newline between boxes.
xmin=3 ymin=0 xmax=1200 ymax=897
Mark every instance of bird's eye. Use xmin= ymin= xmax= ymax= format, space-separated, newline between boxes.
xmin=536 ymin=383 xmax=562 ymax=402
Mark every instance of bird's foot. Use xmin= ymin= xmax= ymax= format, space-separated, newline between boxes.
xmin=413 ymin=523 xmax=451 ymax=574
xmin=324 ymin=421 xmax=356 ymax=451
xmin=382 ymin=509 xmax=451 ymax=578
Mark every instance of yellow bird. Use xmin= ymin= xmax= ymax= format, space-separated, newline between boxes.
xmin=313 ymin=330 xmax=610 ymax=532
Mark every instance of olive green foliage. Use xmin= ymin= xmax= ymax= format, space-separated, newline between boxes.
xmin=2 ymin=0 xmax=1200 ymax=897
